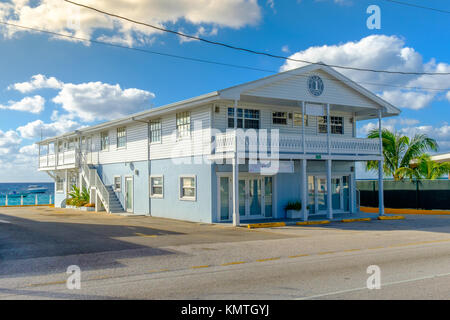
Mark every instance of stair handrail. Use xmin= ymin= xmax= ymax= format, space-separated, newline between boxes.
xmin=79 ymin=151 xmax=110 ymax=213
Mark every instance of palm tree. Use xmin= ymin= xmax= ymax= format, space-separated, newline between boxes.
xmin=398 ymin=154 xmax=450 ymax=180
xmin=366 ymin=129 xmax=438 ymax=181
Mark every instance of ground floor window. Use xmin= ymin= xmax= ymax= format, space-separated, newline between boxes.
xmin=180 ymin=176 xmax=196 ymax=201
xmin=114 ymin=176 xmax=121 ymax=192
xmin=150 ymin=175 xmax=164 ymax=198
xmin=56 ymin=176 xmax=64 ymax=193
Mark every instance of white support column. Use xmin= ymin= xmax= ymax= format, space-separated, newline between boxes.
xmin=301 ymin=159 xmax=308 ymax=221
xmin=232 ymin=99 xmax=240 ymax=227
xmin=378 ymin=109 xmax=385 ymax=216
xmin=326 ymin=104 xmax=331 ymax=154
xmin=327 ymin=159 xmax=333 ymax=220
xmin=301 ymin=101 xmax=306 ymax=154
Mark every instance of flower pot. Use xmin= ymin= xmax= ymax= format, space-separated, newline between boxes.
xmin=287 ymin=210 xmax=302 ymax=219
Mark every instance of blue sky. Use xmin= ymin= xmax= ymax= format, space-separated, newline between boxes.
xmin=0 ymin=0 xmax=449 ymax=182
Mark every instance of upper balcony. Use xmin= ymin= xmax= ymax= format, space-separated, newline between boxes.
xmin=214 ymin=131 xmax=381 ymax=160
xmin=38 ymin=150 xmax=79 ymax=171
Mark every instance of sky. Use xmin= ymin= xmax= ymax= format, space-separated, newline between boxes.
xmin=0 ymin=0 xmax=449 ymax=182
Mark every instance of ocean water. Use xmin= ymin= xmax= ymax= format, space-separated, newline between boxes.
xmin=0 ymin=182 xmax=55 ymax=206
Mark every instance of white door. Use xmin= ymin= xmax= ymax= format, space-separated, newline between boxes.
xmin=125 ymin=177 xmax=133 ymax=213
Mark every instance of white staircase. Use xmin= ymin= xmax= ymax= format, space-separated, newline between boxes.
xmin=79 ymin=156 xmax=124 ymax=214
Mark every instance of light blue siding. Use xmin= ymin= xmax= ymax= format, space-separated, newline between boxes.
xmin=97 ymin=161 xmax=150 ymax=215
xmin=149 ymin=157 xmax=213 ymax=223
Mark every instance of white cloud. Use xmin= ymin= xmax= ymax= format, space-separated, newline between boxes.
xmin=178 ymin=26 xmax=218 ymax=44
xmin=446 ymin=91 xmax=450 ymax=102
xmin=52 ymin=81 xmax=155 ymax=122
xmin=0 ymin=0 xmax=262 ymax=47
xmin=8 ymin=74 xmax=63 ymax=93
xmin=281 ymin=35 xmax=450 ymax=110
xmin=379 ymin=90 xmax=435 ymax=110
xmin=0 ymin=129 xmax=21 ymax=149
xmin=17 ymin=119 xmax=81 ymax=139
xmin=0 ymin=95 xmax=45 ymax=114
xmin=358 ymin=118 xmax=420 ymax=137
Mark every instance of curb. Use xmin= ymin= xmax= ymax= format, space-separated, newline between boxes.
xmin=361 ymin=207 xmax=450 ymax=216
xmin=378 ymin=216 xmax=405 ymax=220
xmin=296 ymin=220 xmax=330 ymax=226
xmin=247 ymin=222 xmax=286 ymax=229
xmin=341 ymin=218 xmax=371 ymax=223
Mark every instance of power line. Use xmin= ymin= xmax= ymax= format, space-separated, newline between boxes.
xmin=0 ymin=20 xmax=448 ymax=93
xmin=64 ymin=0 xmax=450 ymax=76
xmin=381 ymin=0 xmax=450 ymax=14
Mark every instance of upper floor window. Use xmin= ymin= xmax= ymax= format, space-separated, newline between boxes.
xmin=57 ymin=141 xmax=63 ymax=153
xmin=117 ymin=127 xmax=127 ymax=148
xmin=101 ymin=131 xmax=109 ymax=151
xmin=228 ymin=108 xmax=260 ymax=129
xmin=176 ymin=112 xmax=191 ymax=139
xmin=318 ymin=116 xmax=344 ymax=134
xmin=293 ymin=113 xmax=308 ymax=127
xmin=149 ymin=120 xmax=162 ymax=143
xmin=273 ymin=112 xmax=288 ymax=125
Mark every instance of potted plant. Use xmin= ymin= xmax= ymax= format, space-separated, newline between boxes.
xmin=285 ymin=201 xmax=302 ymax=219
xmin=82 ymin=203 xmax=96 ymax=212
xmin=67 ymin=185 xmax=90 ymax=209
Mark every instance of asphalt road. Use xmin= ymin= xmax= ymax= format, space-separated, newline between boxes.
xmin=1 ymin=206 xmax=450 ymax=299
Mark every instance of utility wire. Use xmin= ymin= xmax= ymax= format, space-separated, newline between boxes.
xmin=381 ymin=0 xmax=450 ymax=14
xmin=64 ymin=0 xmax=450 ymax=76
xmin=0 ymin=20 xmax=448 ymax=93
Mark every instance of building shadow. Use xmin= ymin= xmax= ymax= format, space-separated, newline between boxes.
xmin=0 ymin=213 xmax=182 ymax=278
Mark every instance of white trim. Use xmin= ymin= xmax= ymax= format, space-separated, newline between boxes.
xmin=179 ymin=175 xmax=197 ymax=201
xmin=150 ymin=175 xmax=164 ymax=199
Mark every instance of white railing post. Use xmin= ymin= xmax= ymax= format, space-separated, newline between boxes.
xmin=5 ymin=194 xmax=8 ymax=206
xmin=20 ymin=195 xmax=23 ymax=206
xmin=49 ymin=194 xmax=52 ymax=205
xmin=35 ymin=194 xmax=38 ymax=205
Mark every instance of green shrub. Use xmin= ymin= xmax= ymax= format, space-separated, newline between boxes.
xmin=285 ymin=201 xmax=302 ymax=211
xmin=68 ymin=185 xmax=90 ymax=208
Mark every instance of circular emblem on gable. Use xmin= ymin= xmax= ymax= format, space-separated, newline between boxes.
xmin=308 ymin=75 xmax=324 ymax=96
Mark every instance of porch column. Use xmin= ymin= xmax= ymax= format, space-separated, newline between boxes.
xmin=301 ymin=159 xmax=308 ymax=221
xmin=326 ymin=104 xmax=331 ymax=154
xmin=232 ymin=99 xmax=240 ymax=227
xmin=301 ymin=101 xmax=306 ymax=154
xmin=326 ymin=104 xmax=333 ymax=220
xmin=327 ymin=159 xmax=333 ymax=220
xmin=378 ymin=109 xmax=385 ymax=216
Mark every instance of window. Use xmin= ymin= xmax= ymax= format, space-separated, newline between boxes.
xmin=176 ymin=112 xmax=191 ymax=139
xmin=101 ymin=131 xmax=109 ymax=151
xmin=228 ymin=108 xmax=260 ymax=129
xmin=117 ymin=127 xmax=127 ymax=148
xmin=273 ymin=112 xmax=288 ymax=125
xmin=57 ymin=141 xmax=63 ymax=153
xmin=149 ymin=120 xmax=162 ymax=143
xmin=114 ymin=176 xmax=121 ymax=192
xmin=318 ymin=116 xmax=344 ymax=134
xmin=56 ymin=176 xmax=64 ymax=192
xmin=150 ymin=175 xmax=164 ymax=198
xmin=180 ymin=176 xmax=196 ymax=201
xmin=293 ymin=113 xmax=308 ymax=127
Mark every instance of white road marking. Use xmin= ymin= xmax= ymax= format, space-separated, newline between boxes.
xmin=0 ymin=219 xmax=11 ymax=224
xmin=296 ymin=271 xmax=450 ymax=300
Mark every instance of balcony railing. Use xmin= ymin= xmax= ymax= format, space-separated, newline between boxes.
xmin=214 ymin=132 xmax=380 ymax=156
xmin=39 ymin=150 xmax=78 ymax=169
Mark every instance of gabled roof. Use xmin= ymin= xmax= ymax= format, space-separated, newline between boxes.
xmin=218 ymin=63 xmax=401 ymax=116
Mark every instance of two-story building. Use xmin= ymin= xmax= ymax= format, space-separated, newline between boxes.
xmin=37 ymin=63 xmax=400 ymax=225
